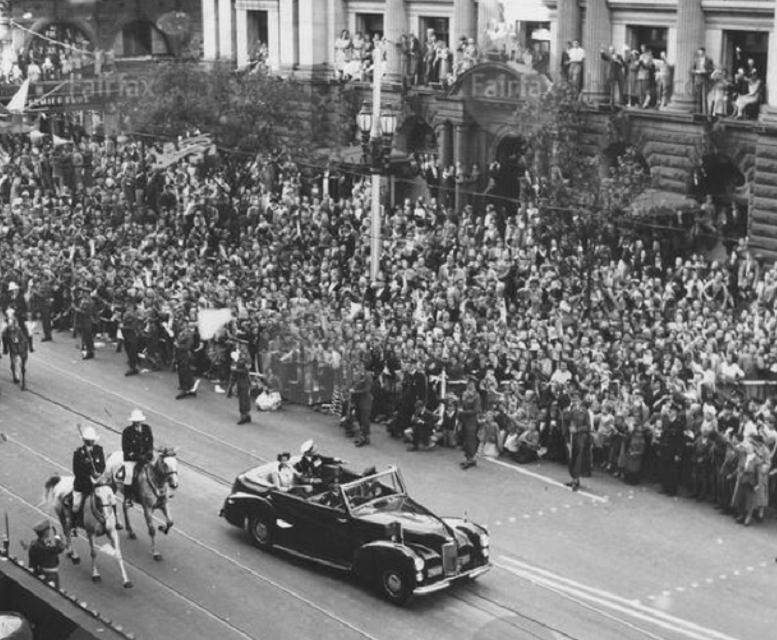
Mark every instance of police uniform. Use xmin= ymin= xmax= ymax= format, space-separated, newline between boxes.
xmin=72 ymin=438 xmax=106 ymax=525
xmin=35 ymin=276 xmax=54 ymax=342
xmin=122 ymin=416 xmax=154 ymax=502
xmin=28 ymin=520 xmax=65 ymax=589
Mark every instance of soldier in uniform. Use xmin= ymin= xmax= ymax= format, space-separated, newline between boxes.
xmin=563 ymin=387 xmax=593 ymax=491
xmin=28 ymin=519 xmax=65 ymax=589
xmin=6 ymin=281 xmax=33 ymax=352
xmin=121 ymin=301 xmax=142 ymax=376
xmin=34 ymin=272 xmax=54 ymax=342
xmin=659 ymin=397 xmax=687 ymax=497
xmin=231 ymin=339 xmax=252 ymax=424
xmin=71 ymin=426 xmax=106 ymax=534
xmin=174 ymin=321 xmax=200 ymax=399
xmin=75 ymin=287 xmax=96 ymax=360
xmin=121 ymin=409 xmax=154 ymax=507
xmin=352 ymin=358 xmax=373 ymax=447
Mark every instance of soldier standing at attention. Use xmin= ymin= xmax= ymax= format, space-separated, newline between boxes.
xmin=28 ymin=519 xmax=65 ymax=588
xmin=352 ymin=358 xmax=373 ymax=447
xmin=122 ymin=409 xmax=154 ymax=507
xmin=76 ymin=287 xmax=96 ymax=360
xmin=121 ymin=300 xmax=142 ymax=376
xmin=232 ymin=339 xmax=253 ymax=424
xmin=174 ymin=320 xmax=200 ymax=399
xmin=35 ymin=272 xmax=54 ymax=342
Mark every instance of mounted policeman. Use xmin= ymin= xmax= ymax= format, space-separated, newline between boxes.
xmin=121 ymin=409 xmax=155 ymax=508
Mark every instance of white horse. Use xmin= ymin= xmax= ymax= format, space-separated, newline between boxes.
xmin=43 ymin=474 xmax=132 ymax=588
xmin=105 ymin=448 xmax=179 ymax=561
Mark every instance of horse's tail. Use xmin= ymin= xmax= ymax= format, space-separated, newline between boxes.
xmin=41 ymin=474 xmax=62 ymax=510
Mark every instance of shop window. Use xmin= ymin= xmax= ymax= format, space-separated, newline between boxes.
xmin=114 ymin=20 xmax=171 ymax=57
xmin=421 ymin=17 xmax=450 ymax=47
xmin=356 ymin=14 xmax=384 ymax=41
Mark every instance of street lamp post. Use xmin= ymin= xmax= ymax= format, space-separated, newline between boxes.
xmin=356 ymin=43 xmax=397 ymax=283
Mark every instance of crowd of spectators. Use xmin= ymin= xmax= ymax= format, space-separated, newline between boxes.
xmin=0 ymin=128 xmax=775 ymax=523
xmin=333 ymin=28 xmax=548 ymax=87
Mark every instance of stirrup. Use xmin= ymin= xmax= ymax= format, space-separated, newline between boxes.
xmin=123 ymin=498 xmax=133 ymax=508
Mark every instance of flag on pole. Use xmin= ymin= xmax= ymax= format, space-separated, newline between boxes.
xmin=7 ymin=79 xmax=29 ymax=114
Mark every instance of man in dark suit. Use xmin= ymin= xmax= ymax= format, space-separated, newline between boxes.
xmin=563 ymin=387 xmax=592 ymax=491
xmin=122 ymin=409 xmax=154 ymax=507
xmin=71 ymin=426 xmax=106 ymax=533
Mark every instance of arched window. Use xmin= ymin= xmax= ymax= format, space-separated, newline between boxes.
xmin=114 ymin=20 xmax=171 ymax=58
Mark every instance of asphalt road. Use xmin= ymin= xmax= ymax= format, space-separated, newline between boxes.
xmin=0 ymin=336 xmax=774 ymax=640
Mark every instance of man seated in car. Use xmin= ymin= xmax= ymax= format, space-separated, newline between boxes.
xmin=271 ymin=452 xmax=311 ymax=495
xmin=295 ymin=440 xmax=343 ymax=489
xmin=317 ymin=469 xmax=345 ymax=509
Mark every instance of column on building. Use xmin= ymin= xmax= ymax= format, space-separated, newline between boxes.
xmin=454 ymin=123 xmax=469 ymax=211
xmin=202 ymin=0 xmax=218 ymax=60
xmin=298 ymin=0 xmax=329 ymax=76
xmin=267 ymin=3 xmax=281 ymax=71
xmin=763 ymin=0 xmax=777 ymax=120
xmin=236 ymin=7 xmax=248 ymax=68
xmin=555 ymin=0 xmax=580 ymax=80
xmin=666 ymin=0 xmax=704 ymax=111
xmin=328 ymin=0 xmax=347 ymax=74
xmin=438 ymin=122 xmax=453 ymax=169
xmin=453 ymin=0 xmax=476 ymax=56
xmin=582 ymin=0 xmax=611 ymax=103
xmin=477 ymin=0 xmax=501 ymax=52
xmin=218 ymin=0 xmax=234 ymax=59
xmin=278 ymin=0 xmax=297 ymax=72
xmin=383 ymin=0 xmax=407 ymax=82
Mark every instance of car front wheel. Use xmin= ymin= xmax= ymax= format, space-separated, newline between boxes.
xmin=380 ymin=566 xmax=413 ymax=605
xmin=247 ymin=512 xmax=273 ymax=551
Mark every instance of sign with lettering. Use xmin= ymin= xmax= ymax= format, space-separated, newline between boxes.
xmin=448 ymin=61 xmax=552 ymax=102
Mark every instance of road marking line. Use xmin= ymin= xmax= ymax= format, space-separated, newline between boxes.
xmin=484 ymin=457 xmax=608 ymax=503
xmin=497 ymin=556 xmax=742 ymax=640
xmin=34 ymin=361 xmax=267 ymax=463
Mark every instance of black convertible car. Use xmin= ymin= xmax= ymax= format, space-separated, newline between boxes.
xmin=220 ymin=460 xmax=491 ymax=604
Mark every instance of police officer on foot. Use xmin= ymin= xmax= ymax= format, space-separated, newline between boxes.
xmin=174 ymin=320 xmax=200 ymax=399
xmin=71 ymin=426 xmax=106 ymax=535
xmin=352 ymin=357 xmax=373 ymax=447
xmin=122 ymin=409 xmax=154 ymax=508
xmin=28 ymin=519 xmax=65 ymax=588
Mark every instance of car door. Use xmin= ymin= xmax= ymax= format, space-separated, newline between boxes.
xmin=267 ymin=491 xmax=311 ymax=550
xmin=298 ymin=501 xmax=362 ymax=566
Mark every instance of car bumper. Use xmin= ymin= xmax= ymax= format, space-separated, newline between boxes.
xmin=414 ymin=563 xmax=492 ymax=596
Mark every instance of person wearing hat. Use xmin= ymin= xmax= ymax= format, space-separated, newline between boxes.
xmin=5 ymin=280 xmax=33 ymax=352
xmin=658 ymin=399 xmax=686 ymax=497
xmin=120 ymin=300 xmax=143 ymax=376
xmin=28 ymin=519 xmax=65 ymax=589
xmin=121 ymin=409 xmax=154 ymax=508
xmin=294 ymin=440 xmax=342 ymax=486
xmin=351 ymin=358 xmax=373 ymax=447
xmin=74 ymin=286 xmax=96 ymax=360
xmin=270 ymin=452 xmax=309 ymax=495
xmin=174 ymin=320 xmax=200 ymax=400
xmin=563 ymin=386 xmax=593 ymax=491
xmin=459 ymin=376 xmax=482 ymax=469
xmin=230 ymin=339 xmax=252 ymax=425
xmin=71 ymin=426 xmax=106 ymax=534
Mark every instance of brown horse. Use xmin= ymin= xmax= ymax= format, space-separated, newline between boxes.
xmin=43 ymin=474 xmax=132 ymax=588
xmin=1 ymin=315 xmax=28 ymax=390
xmin=106 ymin=448 xmax=179 ymax=561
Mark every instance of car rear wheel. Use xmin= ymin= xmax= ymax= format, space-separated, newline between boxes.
xmin=380 ymin=566 xmax=412 ymax=605
xmin=247 ymin=512 xmax=273 ymax=550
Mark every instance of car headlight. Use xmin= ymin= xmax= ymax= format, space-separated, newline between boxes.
xmin=414 ymin=556 xmax=425 ymax=571
xmin=479 ymin=533 xmax=489 ymax=548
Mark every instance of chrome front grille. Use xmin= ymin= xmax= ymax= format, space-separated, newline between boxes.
xmin=442 ymin=542 xmax=457 ymax=575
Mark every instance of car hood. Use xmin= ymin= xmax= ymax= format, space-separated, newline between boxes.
xmin=356 ymin=496 xmax=463 ymax=547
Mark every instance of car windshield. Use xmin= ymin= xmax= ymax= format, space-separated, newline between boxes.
xmin=341 ymin=468 xmax=406 ymax=511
